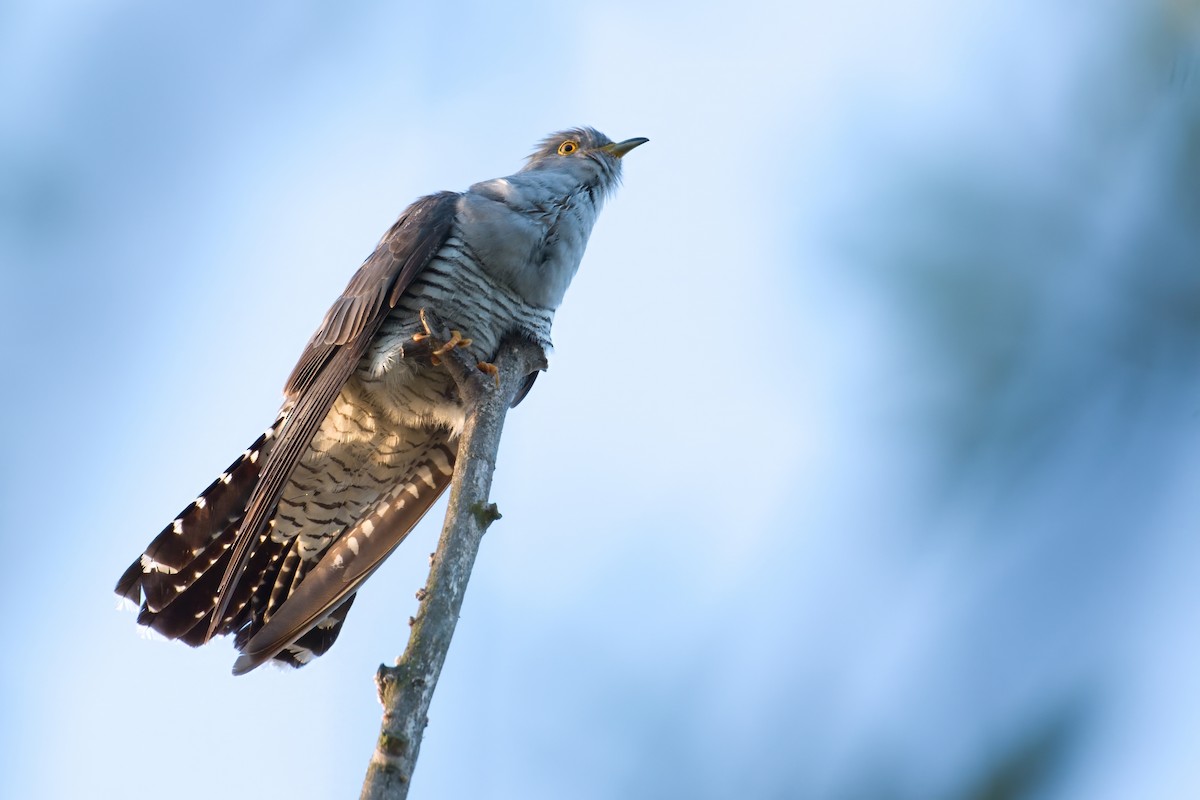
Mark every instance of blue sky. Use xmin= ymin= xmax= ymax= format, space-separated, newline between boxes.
xmin=2 ymin=1 xmax=1198 ymax=798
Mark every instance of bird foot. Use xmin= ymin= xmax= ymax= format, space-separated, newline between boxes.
xmin=477 ymin=361 xmax=500 ymax=388
xmin=416 ymin=311 xmax=474 ymax=365
xmin=418 ymin=309 xmax=492 ymax=400
xmin=429 ymin=331 xmax=472 ymax=366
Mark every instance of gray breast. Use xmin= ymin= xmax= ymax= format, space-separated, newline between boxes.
xmin=357 ymin=233 xmax=555 ymax=432
xmin=457 ymin=178 xmax=601 ymax=309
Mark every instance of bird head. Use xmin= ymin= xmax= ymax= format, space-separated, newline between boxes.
xmin=521 ymin=127 xmax=648 ymax=197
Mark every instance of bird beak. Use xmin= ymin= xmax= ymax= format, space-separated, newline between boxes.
xmin=601 ymin=137 xmax=649 ymax=158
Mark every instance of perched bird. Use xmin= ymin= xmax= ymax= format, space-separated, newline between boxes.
xmin=115 ymin=128 xmax=647 ymax=675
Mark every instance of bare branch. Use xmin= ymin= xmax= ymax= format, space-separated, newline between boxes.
xmin=359 ymin=328 xmax=547 ymax=800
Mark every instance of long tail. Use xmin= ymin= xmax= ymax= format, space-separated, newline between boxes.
xmin=115 ymin=417 xmax=284 ymax=645
xmin=117 ymin=422 xmax=457 ymax=673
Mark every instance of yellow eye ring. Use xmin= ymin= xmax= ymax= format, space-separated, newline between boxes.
xmin=558 ymin=140 xmax=579 ymax=156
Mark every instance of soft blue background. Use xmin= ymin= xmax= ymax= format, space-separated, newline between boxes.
xmin=2 ymin=1 xmax=1197 ymax=798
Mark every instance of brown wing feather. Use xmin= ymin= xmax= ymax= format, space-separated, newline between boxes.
xmin=282 ymin=191 xmax=460 ymax=401
xmin=205 ymin=191 xmax=459 ymax=641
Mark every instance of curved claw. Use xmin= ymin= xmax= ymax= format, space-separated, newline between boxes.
xmin=477 ymin=361 xmax=500 ymax=388
xmin=429 ymin=330 xmax=473 ymax=365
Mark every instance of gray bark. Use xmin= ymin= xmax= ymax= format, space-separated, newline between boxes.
xmin=360 ymin=325 xmax=547 ymax=800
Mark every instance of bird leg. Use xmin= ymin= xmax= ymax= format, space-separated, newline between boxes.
xmin=418 ymin=309 xmax=493 ymax=401
xmin=414 ymin=326 xmax=473 ymax=366
xmin=430 ymin=330 xmax=473 ymax=364
xmin=415 ymin=311 xmax=471 ymax=362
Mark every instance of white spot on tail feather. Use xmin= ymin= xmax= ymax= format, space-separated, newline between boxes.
xmin=286 ymin=646 xmax=315 ymax=665
xmin=347 ymin=536 xmax=360 ymax=555
xmin=429 ymin=448 xmax=452 ymax=475
xmin=140 ymin=554 xmax=179 ymax=575
xmin=415 ymin=465 xmax=436 ymax=488
xmin=194 ymin=496 xmax=207 ymax=510
xmin=172 ymin=518 xmax=184 ymax=535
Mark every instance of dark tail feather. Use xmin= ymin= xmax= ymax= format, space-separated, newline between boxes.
xmin=174 ymin=531 xmax=291 ymax=647
xmin=116 ymin=417 xmax=284 ymax=642
xmin=246 ymin=594 xmax=358 ymax=670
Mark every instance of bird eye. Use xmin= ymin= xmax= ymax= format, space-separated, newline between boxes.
xmin=557 ymin=140 xmax=579 ymax=155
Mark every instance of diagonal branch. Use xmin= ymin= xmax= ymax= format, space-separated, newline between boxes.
xmin=360 ymin=324 xmax=548 ymax=800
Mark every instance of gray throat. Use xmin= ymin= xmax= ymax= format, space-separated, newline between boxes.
xmin=455 ymin=171 xmax=607 ymax=310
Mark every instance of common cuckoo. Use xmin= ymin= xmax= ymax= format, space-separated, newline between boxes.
xmin=116 ymin=128 xmax=646 ymax=674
